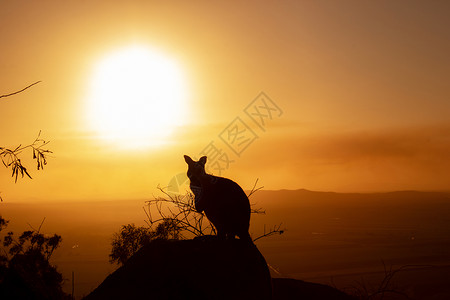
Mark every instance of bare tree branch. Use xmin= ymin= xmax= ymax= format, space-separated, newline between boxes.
xmin=252 ymin=223 xmax=285 ymax=242
xmin=143 ymin=184 xmax=283 ymax=242
xmin=348 ymin=262 xmax=436 ymax=299
xmin=0 ymin=81 xmax=41 ymax=99
xmin=247 ymin=178 xmax=264 ymax=198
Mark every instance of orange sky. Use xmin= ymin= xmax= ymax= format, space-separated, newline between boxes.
xmin=1 ymin=1 xmax=449 ymax=201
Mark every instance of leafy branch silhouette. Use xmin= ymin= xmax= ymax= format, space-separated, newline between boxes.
xmin=1 ymin=81 xmax=51 ymax=201
xmin=1 ymin=131 xmax=52 ymax=184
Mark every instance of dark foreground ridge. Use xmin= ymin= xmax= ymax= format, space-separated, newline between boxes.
xmin=84 ymin=238 xmax=354 ymax=300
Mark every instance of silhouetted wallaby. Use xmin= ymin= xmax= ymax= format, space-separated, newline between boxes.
xmin=184 ymin=155 xmax=252 ymax=242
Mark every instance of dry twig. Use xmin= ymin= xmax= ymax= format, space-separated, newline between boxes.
xmin=0 ymin=81 xmax=41 ymax=99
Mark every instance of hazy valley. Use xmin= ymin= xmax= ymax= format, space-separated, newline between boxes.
xmin=2 ymin=189 xmax=450 ymax=299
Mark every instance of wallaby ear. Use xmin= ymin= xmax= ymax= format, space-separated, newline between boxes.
xmin=184 ymin=155 xmax=194 ymax=165
xmin=199 ymin=156 xmax=207 ymax=165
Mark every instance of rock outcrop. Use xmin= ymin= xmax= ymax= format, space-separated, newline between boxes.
xmin=85 ymin=238 xmax=355 ymax=300
xmin=85 ymin=238 xmax=272 ymax=300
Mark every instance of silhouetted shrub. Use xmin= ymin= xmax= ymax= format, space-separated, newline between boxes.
xmin=0 ymin=217 xmax=69 ymax=299
xmin=109 ymin=219 xmax=182 ymax=265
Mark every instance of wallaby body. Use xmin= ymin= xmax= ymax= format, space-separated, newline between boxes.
xmin=184 ymin=155 xmax=251 ymax=241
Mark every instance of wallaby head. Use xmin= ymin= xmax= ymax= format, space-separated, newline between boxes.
xmin=184 ymin=155 xmax=207 ymax=180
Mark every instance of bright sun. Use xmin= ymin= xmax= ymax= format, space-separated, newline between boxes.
xmin=86 ymin=45 xmax=187 ymax=149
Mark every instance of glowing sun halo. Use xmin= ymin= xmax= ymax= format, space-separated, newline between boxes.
xmin=86 ymin=46 xmax=187 ymax=149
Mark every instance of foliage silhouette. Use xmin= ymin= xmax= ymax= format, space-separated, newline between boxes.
xmin=0 ymin=217 xmax=69 ymax=299
xmin=0 ymin=131 xmax=51 ymax=185
xmin=1 ymin=82 xmax=51 ymax=202
xmin=109 ymin=224 xmax=153 ymax=266
xmin=109 ymin=219 xmax=183 ymax=265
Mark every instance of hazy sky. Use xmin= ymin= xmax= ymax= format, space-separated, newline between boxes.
xmin=1 ymin=1 xmax=449 ymax=201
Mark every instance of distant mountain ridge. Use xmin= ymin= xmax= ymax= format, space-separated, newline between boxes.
xmin=248 ymin=189 xmax=450 ymax=205
xmin=3 ymin=188 xmax=450 ymax=204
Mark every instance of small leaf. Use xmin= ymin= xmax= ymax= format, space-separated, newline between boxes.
xmin=24 ymin=168 xmax=32 ymax=179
